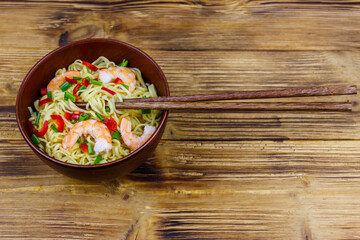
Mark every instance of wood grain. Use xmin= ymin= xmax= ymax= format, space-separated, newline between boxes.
xmin=2 ymin=0 xmax=360 ymax=239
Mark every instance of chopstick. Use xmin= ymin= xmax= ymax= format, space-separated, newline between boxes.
xmin=123 ymin=85 xmax=357 ymax=102
xmin=74 ymin=86 xmax=357 ymax=112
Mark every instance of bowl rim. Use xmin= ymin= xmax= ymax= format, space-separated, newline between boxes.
xmin=16 ymin=38 xmax=169 ymax=169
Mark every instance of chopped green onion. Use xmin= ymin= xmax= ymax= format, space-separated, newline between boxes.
xmin=87 ymin=142 xmax=94 ymax=155
xmin=35 ymin=112 xmax=41 ymax=125
xmin=90 ymin=79 xmax=102 ymax=86
xmin=76 ymin=138 xmax=81 ymax=144
xmin=105 ymin=107 xmax=110 ymax=112
xmin=87 ymin=68 xmax=93 ymax=74
xmin=85 ymin=76 xmax=92 ymax=81
xmin=142 ymin=109 xmax=151 ymax=114
xmin=64 ymin=94 xmax=68 ymax=101
xmin=120 ymin=83 xmax=129 ymax=90
xmin=59 ymin=81 xmax=72 ymax=92
xmin=73 ymin=77 xmax=82 ymax=80
xmin=31 ymin=134 xmax=41 ymax=145
xmin=47 ymin=91 xmax=52 ymax=99
xmin=95 ymin=112 xmax=105 ymax=122
xmin=50 ymin=125 xmax=59 ymax=133
xmin=71 ymin=119 xmax=76 ymax=124
xmin=112 ymin=131 xmax=120 ymax=140
xmin=78 ymin=85 xmax=87 ymax=91
xmin=78 ymin=113 xmax=91 ymax=122
xmin=64 ymin=91 xmax=76 ymax=102
xmin=119 ymin=59 xmax=128 ymax=67
xmin=142 ymin=96 xmax=147 ymax=98
xmin=93 ymin=155 xmax=102 ymax=165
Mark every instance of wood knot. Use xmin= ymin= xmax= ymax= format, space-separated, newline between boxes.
xmin=58 ymin=25 xmax=98 ymax=46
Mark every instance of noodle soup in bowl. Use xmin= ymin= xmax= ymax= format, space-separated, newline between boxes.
xmin=16 ymin=39 xmax=169 ymax=180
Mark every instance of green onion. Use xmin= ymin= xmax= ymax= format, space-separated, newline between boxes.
xmin=142 ymin=96 xmax=147 ymax=98
xmin=112 ymin=131 xmax=120 ymax=140
xmin=50 ymin=125 xmax=59 ymax=133
xmin=31 ymin=134 xmax=41 ymax=145
xmin=142 ymin=109 xmax=151 ymax=114
xmin=35 ymin=112 xmax=41 ymax=125
xmin=87 ymin=142 xmax=94 ymax=155
xmin=47 ymin=91 xmax=52 ymax=99
xmin=73 ymin=77 xmax=82 ymax=80
xmin=79 ymin=85 xmax=86 ymax=91
xmin=76 ymin=138 xmax=81 ymax=144
xmin=71 ymin=119 xmax=76 ymax=124
xmin=78 ymin=113 xmax=91 ymax=122
xmin=90 ymin=79 xmax=102 ymax=86
xmin=119 ymin=59 xmax=128 ymax=67
xmin=120 ymin=83 xmax=129 ymax=90
xmin=59 ymin=81 xmax=72 ymax=92
xmin=93 ymin=155 xmax=102 ymax=165
xmin=64 ymin=91 xmax=76 ymax=102
xmin=105 ymin=107 xmax=110 ymax=112
xmin=85 ymin=76 xmax=92 ymax=81
xmin=87 ymin=68 xmax=93 ymax=74
xmin=95 ymin=112 xmax=105 ymax=122
xmin=64 ymin=94 xmax=68 ymax=101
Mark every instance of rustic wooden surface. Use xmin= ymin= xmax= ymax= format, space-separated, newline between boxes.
xmin=2 ymin=1 xmax=360 ymax=239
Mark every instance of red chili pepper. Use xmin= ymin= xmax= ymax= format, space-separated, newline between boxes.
xmin=114 ymin=77 xmax=124 ymax=84
xmin=39 ymin=98 xmax=52 ymax=106
xmin=65 ymin=77 xmax=77 ymax=84
xmin=82 ymin=60 xmax=98 ymax=72
xmin=81 ymin=143 xmax=88 ymax=153
xmin=71 ymin=114 xmax=80 ymax=121
xmin=73 ymin=93 xmax=80 ymax=102
xmin=104 ymin=117 xmax=117 ymax=132
xmin=64 ymin=112 xmax=72 ymax=121
xmin=34 ymin=120 xmax=48 ymax=137
xmin=101 ymin=87 xmax=116 ymax=95
xmin=50 ymin=115 xmax=64 ymax=132
xmin=82 ymin=78 xmax=90 ymax=87
xmin=73 ymin=84 xmax=81 ymax=95
xmin=27 ymin=120 xmax=34 ymax=133
xmin=41 ymin=88 xmax=47 ymax=95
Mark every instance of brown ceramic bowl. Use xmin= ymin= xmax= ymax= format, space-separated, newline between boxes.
xmin=16 ymin=39 xmax=169 ymax=180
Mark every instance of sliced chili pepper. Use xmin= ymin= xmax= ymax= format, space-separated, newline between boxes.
xmin=82 ymin=60 xmax=98 ymax=72
xmin=64 ymin=112 xmax=72 ymax=121
xmin=41 ymin=88 xmax=47 ymax=95
xmin=114 ymin=77 xmax=124 ymax=84
xmin=71 ymin=114 xmax=80 ymax=121
xmin=65 ymin=77 xmax=77 ymax=84
xmin=27 ymin=120 xmax=34 ymax=133
xmin=34 ymin=120 xmax=48 ymax=137
xmin=82 ymin=78 xmax=90 ymax=87
xmin=73 ymin=84 xmax=81 ymax=95
xmin=73 ymin=93 xmax=81 ymax=102
xmin=104 ymin=117 xmax=117 ymax=132
xmin=101 ymin=87 xmax=116 ymax=95
xmin=50 ymin=115 xmax=64 ymax=132
xmin=81 ymin=143 xmax=88 ymax=153
xmin=39 ymin=98 xmax=52 ymax=106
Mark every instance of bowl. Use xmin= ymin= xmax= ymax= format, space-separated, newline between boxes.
xmin=16 ymin=38 xmax=169 ymax=180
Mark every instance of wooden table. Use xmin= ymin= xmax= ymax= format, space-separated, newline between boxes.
xmin=2 ymin=1 xmax=360 ymax=239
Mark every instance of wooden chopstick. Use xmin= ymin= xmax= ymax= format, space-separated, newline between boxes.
xmin=74 ymin=86 xmax=356 ymax=111
xmin=122 ymin=85 xmax=357 ymax=102
xmin=75 ymin=101 xmax=353 ymax=111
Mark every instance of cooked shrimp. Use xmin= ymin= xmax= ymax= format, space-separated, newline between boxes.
xmin=120 ymin=118 xmax=155 ymax=151
xmin=62 ymin=119 xmax=112 ymax=154
xmin=99 ymin=66 xmax=136 ymax=92
xmin=47 ymin=70 xmax=81 ymax=92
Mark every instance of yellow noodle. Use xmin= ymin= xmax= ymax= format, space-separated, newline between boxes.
xmin=28 ymin=56 xmax=162 ymax=165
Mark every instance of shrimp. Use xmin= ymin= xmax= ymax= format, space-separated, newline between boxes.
xmin=62 ymin=119 xmax=112 ymax=154
xmin=120 ymin=118 xmax=156 ymax=151
xmin=47 ymin=70 xmax=81 ymax=92
xmin=99 ymin=66 xmax=136 ymax=92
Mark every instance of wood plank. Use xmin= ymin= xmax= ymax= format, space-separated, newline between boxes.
xmin=2 ymin=140 xmax=360 ymax=239
xmin=0 ymin=1 xmax=360 ymax=51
